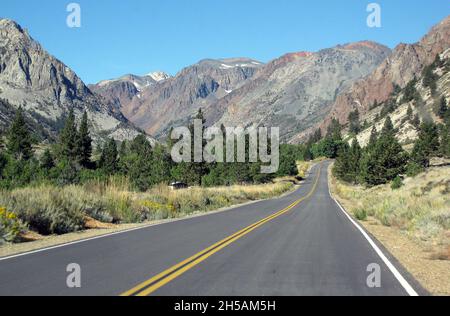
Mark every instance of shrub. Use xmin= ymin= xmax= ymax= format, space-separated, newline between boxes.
xmin=391 ymin=176 xmax=404 ymax=190
xmin=354 ymin=208 xmax=368 ymax=221
xmin=0 ymin=187 xmax=85 ymax=235
xmin=0 ymin=207 xmax=26 ymax=244
xmin=406 ymin=161 xmax=424 ymax=177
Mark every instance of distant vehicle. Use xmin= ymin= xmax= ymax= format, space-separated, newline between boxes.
xmin=169 ymin=182 xmax=188 ymax=190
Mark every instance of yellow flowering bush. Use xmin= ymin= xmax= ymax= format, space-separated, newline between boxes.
xmin=138 ymin=200 xmax=176 ymax=220
xmin=0 ymin=207 xmax=25 ymax=244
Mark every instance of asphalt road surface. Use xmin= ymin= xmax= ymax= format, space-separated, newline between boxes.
xmin=0 ymin=161 xmax=424 ymax=296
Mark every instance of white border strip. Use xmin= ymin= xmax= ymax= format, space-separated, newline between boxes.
xmin=328 ymin=187 xmax=419 ymax=296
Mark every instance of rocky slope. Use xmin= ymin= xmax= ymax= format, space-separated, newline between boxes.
xmin=92 ymin=58 xmax=263 ymax=138
xmin=350 ymin=48 xmax=450 ymax=148
xmin=207 ymin=42 xmax=391 ymax=142
xmin=96 ymin=44 xmax=389 ymax=142
xmin=0 ymin=19 xmax=152 ymax=143
xmin=296 ymin=15 xmax=450 ymax=143
xmin=88 ymin=72 xmax=170 ymax=112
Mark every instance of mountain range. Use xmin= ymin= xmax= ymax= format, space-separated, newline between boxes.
xmin=0 ymin=15 xmax=449 ymax=145
xmin=0 ymin=19 xmax=154 ymax=143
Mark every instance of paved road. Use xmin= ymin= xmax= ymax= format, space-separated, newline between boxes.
xmin=0 ymin=161 xmax=423 ymax=296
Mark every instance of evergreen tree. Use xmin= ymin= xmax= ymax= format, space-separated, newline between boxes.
xmin=7 ymin=107 xmax=33 ymax=161
xmin=412 ymin=114 xmax=421 ymax=129
xmin=410 ymin=122 xmax=440 ymax=168
xmin=58 ymin=109 xmax=78 ymax=162
xmin=360 ymin=117 xmax=408 ymax=186
xmin=402 ymin=78 xmax=419 ymax=104
xmin=422 ymin=64 xmax=438 ymax=93
xmin=368 ymin=126 xmax=378 ymax=149
xmin=406 ymin=105 xmax=413 ymax=121
xmin=187 ymin=109 xmax=209 ymax=185
xmin=381 ymin=116 xmax=394 ymax=136
xmin=76 ymin=112 xmax=92 ymax=168
xmin=327 ymin=118 xmax=342 ymax=140
xmin=150 ymin=144 xmax=172 ymax=185
xmin=120 ymin=135 xmax=159 ymax=191
xmin=40 ymin=149 xmax=55 ymax=170
xmin=99 ymin=138 xmax=118 ymax=174
xmin=348 ymin=139 xmax=362 ymax=183
xmin=333 ymin=142 xmax=351 ymax=182
xmin=333 ymin=139 xmax=362 ymax=184
xmin=440 ymin=116 xmax=450 ymax=158
xmin=436 ymin=96 xmax=448 ymax=119
xmin=348 ymin=109 xmax=361 ymax=134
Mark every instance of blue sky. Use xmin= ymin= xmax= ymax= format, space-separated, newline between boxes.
xmin=2 ymin=0 xmax=449 ymax=84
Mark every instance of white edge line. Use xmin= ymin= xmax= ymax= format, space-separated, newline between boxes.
xmin=0 ymin=184 xmax=303 ymax=262
xmin=328 ymin=185 xmax=419 ymax=297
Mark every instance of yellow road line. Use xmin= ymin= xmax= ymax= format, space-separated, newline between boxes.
xmin=121 ymin=164 xmax=322 ymax=296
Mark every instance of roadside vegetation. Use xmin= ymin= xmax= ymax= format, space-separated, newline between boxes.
xmin=332 ymin=166 xmax=450 ymax=259
xmin=0 ymin=108 xmax=302 ymax=244
xmin=303 ymin=55 xmax=450 ymax=261
xmin=0 ymin=180 xmax=293 ymax=244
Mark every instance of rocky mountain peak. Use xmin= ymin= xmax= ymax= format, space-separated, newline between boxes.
xmin=0 ymin=19 xmax=153 ymax=143
xmin=299 ymin=15 xmax=450 ymax=142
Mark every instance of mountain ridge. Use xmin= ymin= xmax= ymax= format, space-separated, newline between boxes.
xmin=295 ymin=15 xmax=450 ymax=143
xmin=0 ymin=18 xmax=154 ymax=143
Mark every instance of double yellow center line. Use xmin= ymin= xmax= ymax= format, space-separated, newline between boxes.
xmin=121 ymin=165 xmax=322 ymax=296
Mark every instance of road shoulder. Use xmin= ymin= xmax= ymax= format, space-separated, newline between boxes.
xmin=328 ymin=162 xmax=449 ymax=296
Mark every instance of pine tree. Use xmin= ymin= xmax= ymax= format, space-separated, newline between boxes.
xmin=99 ymin=138 xmax=118 ymax=174
xmin=412 ymin=114 xmax=421 ymax=129
xmin=406 ymin=105 xmax=413 ymax=121
xmin=411 ymin=122 xmax=440 ymax=168
xmin=187 ymin=109 xmax=209 ymax=185
xmin=333 ymin=142 xmax=351 ymax=182
xmin=436 ymin=96 xmax=448 ymax=119
xmin=422 ymin=64 xmax=438 ymax=93
xmin=368 ymin=126 xmax=378 ymax=149
xmin=440 ymin=116 xmax=450 ymax=158
xmin=122 ymin=135 xmax=156 ymax=191
xmin=348 ymin=139 xmax=362 ymax=183
xmin=381 ymin=116 xmax=394 ymax=136
xmin=58 ymin=109 xmax=78 ymax=162
xmin=333 ymin=139 xmax=361 ymax=184
xmin=327 ymin=118 xmax=342 ymax=140
xmin=348 ymin=109 xmax=361 ymax=134
xmin=360 ymin=117 xmax=408 ymax=186
xmin=402 ymin=77 xmax=418 ymax=104
xmin=77 ymin=112 xmax=92 ymax=168
xmin=40 ymin=148 xmax=55 ymax=170
xmin=7 ymin=107 xmax=33 ymax=161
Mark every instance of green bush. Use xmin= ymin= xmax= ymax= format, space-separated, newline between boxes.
xmin=391 ymin=176 xmax=404 ymax=190
xmin=354 ymin=208 xmax=368 ymax=221
xmin=0 ymin=207 xmax=26 ymax=244
xmin=406 ymin=161 xmax=424 ymax=177
xmin=0 ymin=188 xmax=85 ymax=235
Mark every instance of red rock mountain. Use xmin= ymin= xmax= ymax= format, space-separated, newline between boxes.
xmin=294 ymin=15 xmax=450 ymax=142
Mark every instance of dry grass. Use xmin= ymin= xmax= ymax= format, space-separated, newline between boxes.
xmin=332 ymin=167 xmax=450 ymax=250
xmin=296 ymin=161 xmax=312 ymax=179
xmin=330 ymin=164 xmax=450 ymax=295
xmin=0 ymin=179 xmax=294 ymax=241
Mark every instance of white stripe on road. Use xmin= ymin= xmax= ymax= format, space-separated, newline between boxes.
xmin=328 ymin=185 xmax=419 ymax=296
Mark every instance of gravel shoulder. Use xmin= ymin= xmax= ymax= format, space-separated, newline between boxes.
xmin=328 ymin=163 xmax=450 ymax=296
